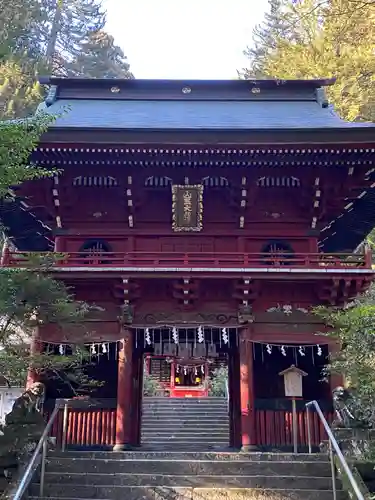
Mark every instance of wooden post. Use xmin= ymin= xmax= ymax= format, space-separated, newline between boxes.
xmin=26 ymin=328 xmax=42 ymax=389
xmin=364 ymin=244 xmax=372 ymax=268
xmin=279 ymin=365 xmax=308 ymax=454
xmin=54 ymin=236 xmax=64 ymax=252
xmin=292 ymin=398 xmax=298 ymax=453
xmin=239 ymin=328 xmax=257 ymax=451
xmin=114 ymin=329 xmax=133 ymax=451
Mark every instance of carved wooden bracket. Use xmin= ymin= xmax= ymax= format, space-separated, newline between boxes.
xmin=172 ymin=278 xmax=199 ymax=307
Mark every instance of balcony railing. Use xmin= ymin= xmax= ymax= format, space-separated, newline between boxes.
xmin=1 ymin=250 xmax=372 ymax=269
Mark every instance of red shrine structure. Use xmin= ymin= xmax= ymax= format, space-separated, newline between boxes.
xmin=1 ymin=77 xmax=375 ymax=451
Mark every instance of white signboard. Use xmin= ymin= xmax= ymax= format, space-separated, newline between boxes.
xmin=284 ymin=371 xmax=303 ymax=398
xmin=279 ymin=365 xmax=307 ymax=398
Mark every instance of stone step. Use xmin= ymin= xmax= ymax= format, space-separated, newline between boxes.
xmin=142 ymin=403 xmax=227 ymax=408
xmin=142 ymin=403 xmax=227 ymax=406
xmin=48 ymin=451 xmax=330 ymax=462
xmin=142 ymin=405 xmax=228 ymax=409
xmin=141 ymin=436 xmax=229 ymax=441
xmin=142 ymin=408 xmax=227 ymax=412
xmin=141 ymin=438 xmax=230 ymax=442
xmin=143 ymin=402 xmax=228 ymax=405
xmin=139 ymin=445 xmax=230 ymax=451
xmin=37 ymin=473 xmax=335 ymax=489
xmin=141 ymin=412 xmax=229 ymax=417
xmin=30 ymin=491 xmax=346 ymax=500
xmin=139 ymin=445 xmax=231 ymax=451
xmin=142 ymin=427 xmax=228 ymax=439
xmin=141 ymin=423 xmax=230 ymax=429
xmin=142 ymin=408 xmax=228 ymax=412
xmin=142 ymin=416 xmax=228 ymax=421
xmin=141 ymin=429 xmax=229 ymax=434
xmin=142 ymin=405 xmax=228 ymax=410
xmin=142 ymin=402 xmax=228 ymax=406
xmin=143 ymin=398 xmax=227 ymax=401
xmin=141 ymin=439 xmax=229 ymax=445
xmin=44 ymin=458 xmax=332 ymax=476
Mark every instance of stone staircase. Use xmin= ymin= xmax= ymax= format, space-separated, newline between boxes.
xmin=29 ymin=450 xmax=345 ymax=500
xmin=141 ymin=397 xmax=230 ymax=449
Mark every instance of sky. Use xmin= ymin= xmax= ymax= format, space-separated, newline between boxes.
xmin=104 ymin=0 xmax=269 ymax=80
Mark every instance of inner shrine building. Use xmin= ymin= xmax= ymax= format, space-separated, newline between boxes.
xmin=1 ymin=77 xmax=375 ymax=451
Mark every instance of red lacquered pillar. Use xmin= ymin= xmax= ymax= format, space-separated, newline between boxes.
xmin=54 ymin=236 xmax=64 ymax=252
xmin=114 ymin=329 xmax=133 ymax=450
xmin=239 ymin=327 xmax=257 ymax=451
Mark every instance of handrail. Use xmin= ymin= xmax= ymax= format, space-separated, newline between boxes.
xmin=12 ymin=399 xmax=65 ymax=500
xmin=306 ymin=400 xmax=364 ymax=500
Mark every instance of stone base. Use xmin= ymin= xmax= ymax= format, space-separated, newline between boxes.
xmin=113 ymin=443 xmax=133 ymax=451
xmin=241 ymin=444 xmax=259 ymax=452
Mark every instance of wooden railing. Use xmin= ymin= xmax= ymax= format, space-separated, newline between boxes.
xmin=2 ymin=250 xmax=372 ymax=269
xmin=255 ymin=408 xmax=333 ymax=449
xmin=46 ymin=399 xmax=333 ymax=449
xmin=46 ymin=399 xmax=117 ymax=448
xmin=44 ymin=399 xmax=330 ymax=449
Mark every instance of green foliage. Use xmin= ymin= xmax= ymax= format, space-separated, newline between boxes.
xmin=68 ymin=30 xmax=134 ymax=79
xmin=0 ymin=254 xmax=94 ymax=388
xmin=241 ymin=0 xmax=375 ymax=121
xmin=0 ymin=112 xmax=56 ymax=196
xmin=143 ymin=368 xmax=164 ymax=396
xmin=0 ymin=59 xmax=44 ymax=119
xmin=208 ymin=365 xmax=228 ymax=397
xmin=315 ymin=287 xmax=375 ymax=426
xmin=0 ymin=0 xmax=132 ymax=119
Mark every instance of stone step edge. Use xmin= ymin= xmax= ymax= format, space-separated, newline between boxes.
xmin=141 ymin=420 xmax=229 ymax=423
xmin=141 ymin=441 xmax=229 ymax=444
xmin=142 ymin=411 xmax=228 ymax=414
xmin=141 ymin=426 xmax=229 ymax=429
xmin=47 ymin=458 xmax=331 ymax=464
xmin=141 ymin=431 xmax=229 ymax=433
xmin=29 ymin=488 xmax=342 ymax=494
xmin=43 ymin=473 xmax=333 ymax=479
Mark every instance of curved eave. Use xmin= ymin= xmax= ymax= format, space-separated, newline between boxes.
xmin=320 ymin=188 xmax=375 ymax=252
xmin=40 ymin=125 xmax=375 ymax=146
xmin=0 ymin=200 xmax=53 ymax=251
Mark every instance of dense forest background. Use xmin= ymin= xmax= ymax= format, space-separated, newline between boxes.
xmin=0 ymin=0 xmax=133 ymax=119
xmin=240 ymin=0 xmax=374 ymax=123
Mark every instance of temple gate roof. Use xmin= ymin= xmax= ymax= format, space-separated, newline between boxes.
xmin=38 ymin=77 xmax=374 ymax=132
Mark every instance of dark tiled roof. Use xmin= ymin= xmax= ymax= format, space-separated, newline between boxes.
xmin=42 ymin=99 xmax=365 ymax=130
xmin=37 ymin=77 xmax=375 ymax=131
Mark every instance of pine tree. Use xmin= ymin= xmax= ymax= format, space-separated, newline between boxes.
xmin=241 ymin=0 xmax=375 ymax=121
xmin=240 ymin=0 xmax=290 ymax=78
xmin=68 ymin=30 xmax=134 ymax=78
xmin=39 ymin=0 xmax=106 ymax=74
